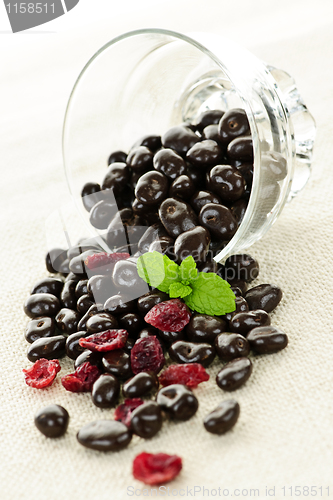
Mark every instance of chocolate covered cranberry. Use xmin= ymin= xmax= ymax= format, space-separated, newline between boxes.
xmin=227 ymin=136 xmax=253 ymax=161
xmin=91 ymin=374 xmax=120 ymax=408
xmin=230 ymin=199 xmax=248 ymax=225
xmin=132 ymin=198 xmax=158 ymax=222
xmin=76 ymin=294 xmax=94 ymax=314
xmin=214 ymin=332 xmax=250 ymax=362
xmin=236 ymin=161 xmax=253 ymax=186
xmin=45 ymin=248 xmax=68 ymax=274
xmin=24 ymin=293 xmax=61 ymax=319
xmin=174 ymin=226 xmax=210 ymax=263
xmin=186 ymin=314 xmax=227 ymax=344
xmin=229 ymin=310 xmax=270 ymax=336
xmin=204 ymin=400 xmax=240 ymax=434
xmin=108 ymin=150 xmax=127 ymax=165
xmin=207 ymin=165 xmax=246 ymax=203
xmin=87 ymin=275 xmax=116 ymax=305
xmin=115 ymin=185 xmax=135 ymax=209
xmin=137 ymin=291 xmax=169 ymax=315
xmin=226 ymin=278 xmax=248 ymax=294
xmin=186 ymin=163 xmax=206 ymax=187
xmin=186 ymin=140 xmax=223 ymax=167
xmin=66 ymin=331 xmax=91 ymax=359
xmin=153 ymin=149 xmax=186 ymax=180
xmin=197 ymin=259 xmax=219 ymax=274
xmin=216 ymin=357 xmax=253 ymax=391
xmin=138 ymin=223 xmax=169 ymax=253
xmin=75 ymin=280 xmax=89 ymax=299
xmin=138 ymin=327 xmax=160 ymax=339
xmin=25 ymin=317 xmax=56 ymax=344
xmin=261 ymin=151 xmax=287 ymax=180
xmin=69 ymin=249 xmax=96 ymax=276
xmin=67 ymin=241 xmax=99 ymax=262
xmin=81 ymin=182 xmax=103 ymax=212
xmin=31 ymin=278 xmax=63 ymax=298
xmin=247 ymin=326 xmax=288 ymax=354
xmin=118 ymin=313 xmax=143 ymax=337
xmin=202 ymin=124 xmax=220 ymax=142
xmin=34 ymin=405 xmax=69 ymax=438
xmin=134 ymin=134 xmax=162 ymax=152
xmin=104 ymin=294 xmax=136 ymax=315
xmin=77 ymin=303 xmax=102 ymax=331
xmin=190 ymin=190 xmax=221 ymax=214
xmin=126 ymin=215 xmax=148 ymax=247
xmin=89 ymin=199 xmax=117 ymax=230
xmin=101 ymin=162 xmax=130 ymax=194
xmin=169 ymin=341 xmax=215 ymax=367
xmin=195 ymin=109 xmax=224 ymax=131
xmin=218 ymin=108 xmax=250 ymax=145
xmin=149 ymin=237 xmax=174 ymax=256
xmin=75 ymin=350 xmax=104 ymax=369
xmin=224 ymin=296 xmax=249 ymax=322
xmin=157 ymin=384 xmax=198 ymax=420
xmin=130 ymin=402 xmax=163 ymax=438
xmin=102 ymin=349 xmax=132 ymax=379
xmin=86 ymin=313 xmax=118 ymax=333
xmin=127 ymin=146 xmax=153 ymax=171
xmin=224 ymin=254 xmax=259 ymax=283
xmin=162 ymin=125 xmax=200 ymax=157
xmin=158 ymin=329 xmax=185 ymax=343
xmin=244 ymin=284 xmax=283 ymax=312
xmin=135 ymin=171 xmax=168 ymax=206
xmin=199 ymin=203 xmax=237 ymax=240
xmin=77 ymin=420 xmax=132 ymax=452
xmin=123 ymin=372 xmax=159 ymax=398
xmin=106 ymin=208 xmax=135 ymax=249
xmin=27 ymin=335 xmax=66 ymax=362
xmin=169 ymin=175 xmax=195 ymax=200
xmin=55 ymin=308 xmax=81 ymax=335
xmin=159 ymin=198 xmax=197 ymax=238
xmin=112 ymin=259 xmax=148 ymax=297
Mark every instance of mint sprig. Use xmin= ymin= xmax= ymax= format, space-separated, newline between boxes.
xmin=137 ymin=251 xmax=236 ymax=316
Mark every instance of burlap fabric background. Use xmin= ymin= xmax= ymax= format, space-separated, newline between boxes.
xmin=1 ymin=1 xmax=333 ymax=498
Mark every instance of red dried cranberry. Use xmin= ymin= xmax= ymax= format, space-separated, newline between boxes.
xmin=114 ymin=398 xmax=144 ymax=427
xmin=84 ymin=252 xmax=130 ymax=270
xmin=144 ymin=299 xmax=191 ymax=332
xmin=159 ymin=363 xmax=210 ymax=388
xmin=23 ymin=358 xmax=61 ymax=389
xmin=61 ymin=361 xmax=100 ymax=392
xmin=133 ymin=452 xmax=182 ymax=485
xmin=131 ymin=336 xmax=165 ymax=375
xmin=79 ymin=329 xmax=128 ymax=352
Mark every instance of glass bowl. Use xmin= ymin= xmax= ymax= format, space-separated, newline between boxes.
xmin=62 ymin=28 xmax=316 ymax=262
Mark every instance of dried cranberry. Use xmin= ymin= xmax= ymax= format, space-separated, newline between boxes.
xmin=79 ymin=329 xmax=128 ymax=352
xmin=84 ymin=252 xmax=130 ymax=270
xmin=131 ymin=336 xmax=165 ymax=375
xmin=61 ymin=361 xmax=100 ymax=392
xmin=159 ymin=363 xmax=210 ymax=388
xmin=23 ymin=358 xmax=61 ymax=389
xmin=114 ymin=398 xmax=144 ymax=427
xmin=144 ymin=299 xmax=191 ymax=332
xmin=133 ymin=452 xmax=182 ymax=485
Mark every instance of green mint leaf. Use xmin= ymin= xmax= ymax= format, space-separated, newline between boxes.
xmin=169 ymin=282 xmax=193 ymax=299
xmin=159 ymin=254 xmax=181 ymax=292
xmin=137 ymin=251 xmax=164 ymax=286
xmin=137 ymin=251 xmax=180 ymax=293
xmin=179 ymin=256 xmax=198 ymax=284
xmin=184 ymin=272 xmax=236 ymax=316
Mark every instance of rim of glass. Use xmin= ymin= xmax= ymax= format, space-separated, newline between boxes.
xmin=62 ymin=28 xmax=263 ymax=261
